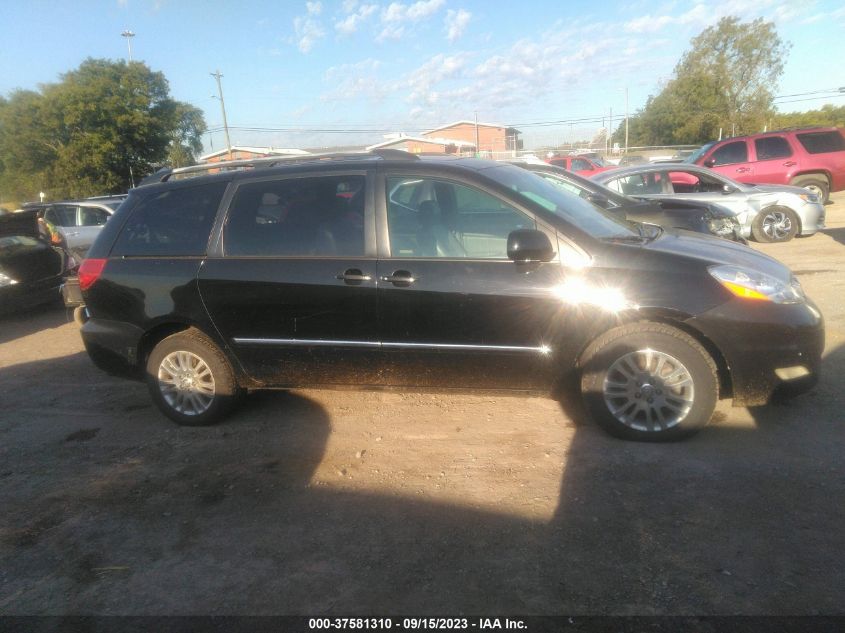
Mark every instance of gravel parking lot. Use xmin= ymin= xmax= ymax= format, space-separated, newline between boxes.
xmin=1 ymin=196 xmax=844 ymax=616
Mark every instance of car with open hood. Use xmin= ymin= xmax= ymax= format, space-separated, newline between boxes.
xmin=591 ymin=163 xmax=825 ymax=243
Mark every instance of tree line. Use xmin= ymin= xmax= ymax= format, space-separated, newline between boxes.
xmin=0 ymin=58 xmax=205 ymax=204
xmin=614 ymin=16 xmax=842 ymax=148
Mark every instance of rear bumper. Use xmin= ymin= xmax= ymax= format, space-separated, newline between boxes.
xmin=687 ymin=297 xmax=824 ymax=407
xmin=0 ymin=277 xmax=63 ymax=315
xmin=80 ymin=317 xmax=145 ymax=380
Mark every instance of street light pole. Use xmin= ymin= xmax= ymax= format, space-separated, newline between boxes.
xmin=121 ymin=30 xmax=135 ymax=62
xmin=211 ymin=70 xmax=233 ymax=161
xmin=474 ymin=110 xmax=480 ymax=157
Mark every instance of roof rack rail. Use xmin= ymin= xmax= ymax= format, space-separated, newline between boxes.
xmin=139 ymin=149 xmax=421 ymax=185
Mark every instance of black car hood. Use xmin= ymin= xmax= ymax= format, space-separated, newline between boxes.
xmin=640 ymin=229 xmax=791 ymax=280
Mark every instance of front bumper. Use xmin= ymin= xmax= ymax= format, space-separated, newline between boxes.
xmin=797 ymin=201 xmax=825 ymax=236
xmin=686 ymin=297 xmax=824 ymax=407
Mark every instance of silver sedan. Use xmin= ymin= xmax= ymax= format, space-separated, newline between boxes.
xmin=592 ymin=163 xmax=825 ymax=242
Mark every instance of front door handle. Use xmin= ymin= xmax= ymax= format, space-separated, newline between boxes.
xmin=782 ymin=161 xmax=797 ymax=167
xmin=381 ymin=270 xmax=417 ymax=287
xmin=735 ymin=167 xmax=752 ymax=173
xmin=336 ymin=268 xmax=372 ymax=285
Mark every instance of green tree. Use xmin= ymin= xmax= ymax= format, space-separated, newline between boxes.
xmin=0 ymin=58 xmax=206 ymax=200
xmin=620 ymin=17 xmax=789 ymax=146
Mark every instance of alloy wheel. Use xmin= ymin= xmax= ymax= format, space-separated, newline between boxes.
xmin=157 ymin=350 xmax=216 ymax=415
xmin=602 ymin=348 xmax=694 ymax=432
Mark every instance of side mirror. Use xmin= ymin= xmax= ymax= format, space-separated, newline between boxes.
xmin=703 ymin=158 xmax=716 ymax=168
xmin=507 ymin=229 xmax=555 ymax=263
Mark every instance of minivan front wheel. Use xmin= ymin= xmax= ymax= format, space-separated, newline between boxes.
xmin=146 ymin=328 xmax=241 ymax=426
xmin=580 ymin=323 xmax=719 ymax=441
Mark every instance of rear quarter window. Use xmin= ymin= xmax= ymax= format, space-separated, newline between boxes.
xmin=111 ymin=182 xmax=228 ymax=257
xmin=796 ymin=131 xmax=845 ymax=154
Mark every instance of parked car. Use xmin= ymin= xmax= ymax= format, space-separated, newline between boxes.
xmin=618 ymin=155 xmax=648 ymax=167
xmin=592 ymin=163 xmax=825 ymax=242
xmin=685 ymin=127 xmax=845 ymax=203
xmin=0 ymin=209 xmax=72 ymax=315
xmin=74 ymin=151 xmax=823 ymax=441
xmin=547 ymin=154 xmax=616 ymax=176
xmin=23 ymin=196 xmax=124 ymax=261
xmin=500 ymin=160 xmax=744 ymax=242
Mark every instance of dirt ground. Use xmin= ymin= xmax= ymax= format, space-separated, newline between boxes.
xmin=1 ymin=195 xmax=844 ymax=616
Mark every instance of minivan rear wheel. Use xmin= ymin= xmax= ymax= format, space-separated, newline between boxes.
xmin=580 ymin=323 xmax=719 ymax=441
xmin=146 ymin=328 xmax=241 ymax=426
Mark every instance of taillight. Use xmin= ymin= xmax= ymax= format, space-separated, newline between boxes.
xmin=78 ymin=258 xmax=107 ymax=291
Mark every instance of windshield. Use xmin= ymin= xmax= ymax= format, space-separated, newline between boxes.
xmin=684 ymin=142 xmax=715 ymax=164
xmin=482 ymin=165 xmax=638 ymax=239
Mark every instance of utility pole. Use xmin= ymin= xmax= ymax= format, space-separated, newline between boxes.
xmin=121 ymin=30 xmax=135 ymax=62
xmin=474 ymin=110 xmax=480 ymax=157
xmin=624 ymin=87 xmax=629 ymax=155
xmin=211 ymin=70 xmax=233 ymax=160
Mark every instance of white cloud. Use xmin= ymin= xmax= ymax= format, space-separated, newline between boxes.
xmin=322 ymin=59 xmax=388 ymax=102
xmin=306 ymin=1 xmax=322 ymax=15
xmin=378 ymin=0 xmax=446 ymax=39
xmin=294 ymin=14 xmax=325 ymax=52
xmin=444 ymin=8 xmax=471 ymax=43
xmin=335 ymin=3 xmax=377 ymax=35
xmin=342 ymin=0 xmax=358 ymax=11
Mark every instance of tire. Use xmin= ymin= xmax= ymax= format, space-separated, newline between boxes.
xmin=751 ymin=206 xmax=799 ymax=243
xmin=580 ymin=323 xmax=719 ymax=441
xmin=145 ymin=328 xmax=241 ymax=426
xmin=790 ymin=175 xmax=829 ymax=204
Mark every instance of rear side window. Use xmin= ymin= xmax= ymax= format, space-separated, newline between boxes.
xmin=710 ymin=141 xmax=748 ymax=166
xmin=79 ymin=206 xmax=110 ymax=226
xmin=754 ymin=137 xmax=792 ymax=160
xmin=571 ymin=159 xmax=591 ymax=171
xmin=111 ymin=182 xmax=227 ymax=257
xmin=796 ymin=131 xmax=845 ymax=154
xmin=223 ymin=175 xmax=365 ymax=257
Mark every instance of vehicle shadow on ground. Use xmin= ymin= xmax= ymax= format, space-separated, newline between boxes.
xmin=822 ymin=227 xmax=845 ymax=246
xmin=0 ymin=347 xmax=843 ymax=614
xmin=0 ymin=300 xmax=71 ymax=345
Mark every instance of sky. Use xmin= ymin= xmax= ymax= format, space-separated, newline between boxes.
xmin=1 ymin=0 xmax=844 ymax=154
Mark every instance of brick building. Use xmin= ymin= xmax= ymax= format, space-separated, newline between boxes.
xmin=422 ymin=121 xmax=522 ymax=153
xmin=366 ymin=135 xmax=476 ymax=154
xmin=199 ymin=146 xmax=310 ymax=163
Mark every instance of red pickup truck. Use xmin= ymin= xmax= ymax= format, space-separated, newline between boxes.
xmin=687 ymin=127 xmax=845 ymax=203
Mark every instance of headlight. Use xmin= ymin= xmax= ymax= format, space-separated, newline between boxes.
xmin=0 ymin=271 xmax=19 ymax=287
xmin=799 ymin=192 xmax=819 ymax=204
xmin=708 ymin=265 xmax=804 ymax=304
xmin=707 ymin=216 xmax=740 ymax=237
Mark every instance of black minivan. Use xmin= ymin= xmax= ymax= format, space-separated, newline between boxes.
xmin=75 ymin=152 xmax=823 ymax=440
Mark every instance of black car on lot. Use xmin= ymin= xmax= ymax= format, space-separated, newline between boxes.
xmin=0 ymin=209 xmax=71 ymax=315
xmin=75 ymin=151 xmax=823 ymax=441
xmin=503 ymin=160 xmax=744 ymax=242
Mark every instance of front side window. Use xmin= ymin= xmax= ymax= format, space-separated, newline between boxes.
xmin=386 ymin=176 xmax=534 ymax=259
xmin=111 ymin=182 xmax=227 ymax=257
xmin=45 ymin=205 xmax=78 ymax=227
xmin=224 ymin=175 xmax=365 ymax=257
xmin=710 ymin=141 xmax=748 ymax=166
xmin=666 ymin=170 xmax=726 ymax=194
xmin=571 ymin=159 xmax=592 ymax=171
xmin=754 ymin=137 xmax=792 ymax=161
